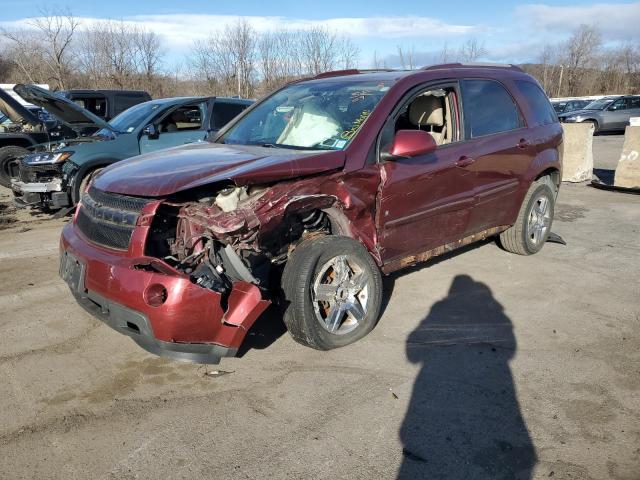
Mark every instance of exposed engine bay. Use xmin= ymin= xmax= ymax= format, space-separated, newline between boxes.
xmin=145 ymin=181 xmax=335 ymax=301
xmin=0 ymin=122 xmax=45 ymax=134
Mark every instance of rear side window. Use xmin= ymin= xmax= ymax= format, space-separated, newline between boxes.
xmin=212 ymin=102 xmax=247 ymax=130
xmin=114 ymin=95 xmax=145 ymax=115
xmin=626 ymin=97 xmax=640 ymax=109
xmin=461 ymin=79 xmax=523 ymax=138
xmin=513 ymin=80 xmax=557 ymax=126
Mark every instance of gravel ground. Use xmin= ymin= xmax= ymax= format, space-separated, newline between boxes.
xmin=0 ymin=135 xmax=638 ymax=479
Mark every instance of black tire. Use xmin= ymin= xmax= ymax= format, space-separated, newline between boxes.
xmin=0 ymin=146 xmax=29 ymax=188
xmin=72 ymin=167 xmax=102 ymax=205
xmin=281 ymin=235 xmax=383 ymax=350
xmin=499 ymin=177 xmax=556 ymax=255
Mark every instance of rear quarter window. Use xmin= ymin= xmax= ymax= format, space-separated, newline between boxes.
xmin=211 ymin=102 xmax=249 ymax=130
xmin=460 ymin=79 xmax=524 ymax=138
xmin=513 ymin=80 xmax=558 ymax=126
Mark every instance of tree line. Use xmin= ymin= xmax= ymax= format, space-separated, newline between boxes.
xmin=0 ymin=9 xmax=638 ymax=100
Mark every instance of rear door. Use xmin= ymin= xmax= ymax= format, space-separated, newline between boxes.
xmin=623 ymin=97 xmax=640 ymax=127
xmin=458 ymin=79 xmax=533 ymax=234
xmin=139 ymin=101 xmax=208 ymax=154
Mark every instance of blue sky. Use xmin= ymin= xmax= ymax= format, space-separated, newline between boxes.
xmin=1 ymin=1 xmax=639 ymax=68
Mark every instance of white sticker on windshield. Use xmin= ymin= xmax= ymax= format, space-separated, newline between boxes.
xmin=334 ymin=139 xmax=347 ymax=148
xmin=127 ymin=127 xmax=134 ymax=132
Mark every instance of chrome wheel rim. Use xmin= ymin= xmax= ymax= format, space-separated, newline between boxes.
xmin=312 ymin=255 xmax=370 ymax=335
xmin=527 ymin=193 xmax=552 ymax=246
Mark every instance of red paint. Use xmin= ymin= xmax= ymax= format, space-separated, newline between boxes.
xmin=61 ymin=222 xmax=268 ymax=349
xmin=390 ymin=130 xmax=437 ymax=157
xmin=61 ymin=65 xmax=563 ymax=357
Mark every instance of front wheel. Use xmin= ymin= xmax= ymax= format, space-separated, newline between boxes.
xmin=499 ymin=177 xmax=556 ymax=255
xmin=281 ymin=235 xmax=383 ymax=350
xmin=72 ymin=168 xmax=103 ymax=205
xmin=0 ymin=146 xmax=29 ymax=188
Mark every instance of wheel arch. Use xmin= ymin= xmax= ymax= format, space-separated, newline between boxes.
xmin=0 ymin=136 xmax=35 ymax=149
xmin=70 ymin=158 xmax=117 ymax=203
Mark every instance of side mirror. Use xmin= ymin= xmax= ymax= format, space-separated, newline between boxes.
xmin=142 ymin=124 xmax=159 ymax=139
xmin=382 ymin=130 xmax=437 ymax=160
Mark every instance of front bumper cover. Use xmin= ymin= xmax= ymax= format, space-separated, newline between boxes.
xmin=60 ymin=223 xmax=270 ymax=364
xmin=12 ymin=178 xmax=70 ymax=208
xmin=12 ymin=178 xmax=63 ymax=193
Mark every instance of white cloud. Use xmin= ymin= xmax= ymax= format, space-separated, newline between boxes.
xmin=515 ymin=2 xmax=640 ymax=41
xmin=0 ymin=14 xmax=482 ymax=50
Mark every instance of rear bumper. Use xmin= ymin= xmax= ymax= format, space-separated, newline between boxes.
xmin=60 ymin=222 xmax=270 ymax=364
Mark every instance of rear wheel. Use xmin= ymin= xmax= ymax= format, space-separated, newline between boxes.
xmin=281 ymin=235 xmax=383 ymax=350
xmin=0 ymin=146 xmax=29 ymax=188
xmin=499 ymin=177 xmax=555 ymax=255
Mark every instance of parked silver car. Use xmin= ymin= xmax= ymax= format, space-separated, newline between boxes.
xmin=558 ymin=95 xmax=640 ymax=133
xmin=551 ymin=99 xmax=590 ymax=114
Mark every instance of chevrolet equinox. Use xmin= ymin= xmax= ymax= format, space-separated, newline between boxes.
xmin=59 ymin=64 xmax=562 ymax=364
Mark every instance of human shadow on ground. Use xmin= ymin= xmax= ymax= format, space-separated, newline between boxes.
xmin=398 ymin=274 xmax=536 ymax=480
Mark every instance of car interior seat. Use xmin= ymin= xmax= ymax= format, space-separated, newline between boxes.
xmin=409 ymin=95 xmax=446 ymax=144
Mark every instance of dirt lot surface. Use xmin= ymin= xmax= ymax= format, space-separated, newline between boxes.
xmin=0 ymin=135 xmax=638 ymax=479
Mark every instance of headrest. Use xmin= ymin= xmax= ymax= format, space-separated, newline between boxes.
xmin=409 ymin=95 xmax=444 ymax=127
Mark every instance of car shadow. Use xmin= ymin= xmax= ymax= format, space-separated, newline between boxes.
xmin=397 ymin=274 xmax=536 ymax=479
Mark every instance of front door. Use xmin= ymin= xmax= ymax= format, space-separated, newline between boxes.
xmin=602 ymin=98 xmax=630 ymax=131
xmin=139 ymin=102 xmax=207 ymax=154
xmin=376 ymin=83 xmax=476 ymax=264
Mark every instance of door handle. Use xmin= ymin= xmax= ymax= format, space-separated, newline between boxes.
xmin=456 ymin=156 xmax=475 ymax=168
xmin=517 ymin=138 xmax=531 ymax=149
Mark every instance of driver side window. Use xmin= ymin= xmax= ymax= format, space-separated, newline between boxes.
xmin=158 ymin=103 xmax=206 ymax=133
xmin=610 ymin=99 xmax=627 ymax=111
xmin=379 ymin=85 xmax=460 ymax=153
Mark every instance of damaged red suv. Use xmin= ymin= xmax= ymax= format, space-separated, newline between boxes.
xmin=60 ymin=64 xmax=562 ymax=363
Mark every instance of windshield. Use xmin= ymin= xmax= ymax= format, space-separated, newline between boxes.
xmin=220 ymin=79 xmax=390 ymax=150
xmin=584 ymin=98 xmax=616 ymax=110
xmin=95 ymin=101 xmax=161 ymax=136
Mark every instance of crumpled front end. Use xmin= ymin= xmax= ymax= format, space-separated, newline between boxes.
xmin=12 ymin=157 xmax=72 ymax=208
xmin=60 ymin=166 xmax=379 ymax=363
xmin=60 ymin=186 xmax=271 ymax=364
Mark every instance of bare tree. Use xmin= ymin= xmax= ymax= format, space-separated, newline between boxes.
xmin=439 ymin=42 xmax=451 ymax=63
xmin=396 ymin=45 xmax=416 ymax=69
xmin=75 ymin=20 xmax=164 ymax=95
xmin=563 ymin=25 xmax=601 ymax=96
xmin=2 ymin=6 xmax=79 ymax=89
xmin=371 ymin=50 xmax=387 ymax=69
xmin=537 ymin=44 xmax=559 ymax=94
xmin=192 ymin=19 xmax=257 ymax=97
xmin=458 ymin=38 xmax=487 ymax=63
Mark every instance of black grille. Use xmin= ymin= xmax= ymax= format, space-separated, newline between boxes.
xmin=76 ymin=187 xmax=151 ymax=250
xmin=19 ymin=161 xmax=64 ymax=183
xmin=87 ymin=186 xmax=150 ymax=212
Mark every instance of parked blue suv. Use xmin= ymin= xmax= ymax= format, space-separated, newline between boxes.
xmin=11 ymin=85 xmax=252 ymax=209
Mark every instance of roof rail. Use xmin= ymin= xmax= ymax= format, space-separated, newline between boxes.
xmin=422 ymin=62 xmax=524 ymax=72
xmin=313 ymin=68 xmax=399 ymax=79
